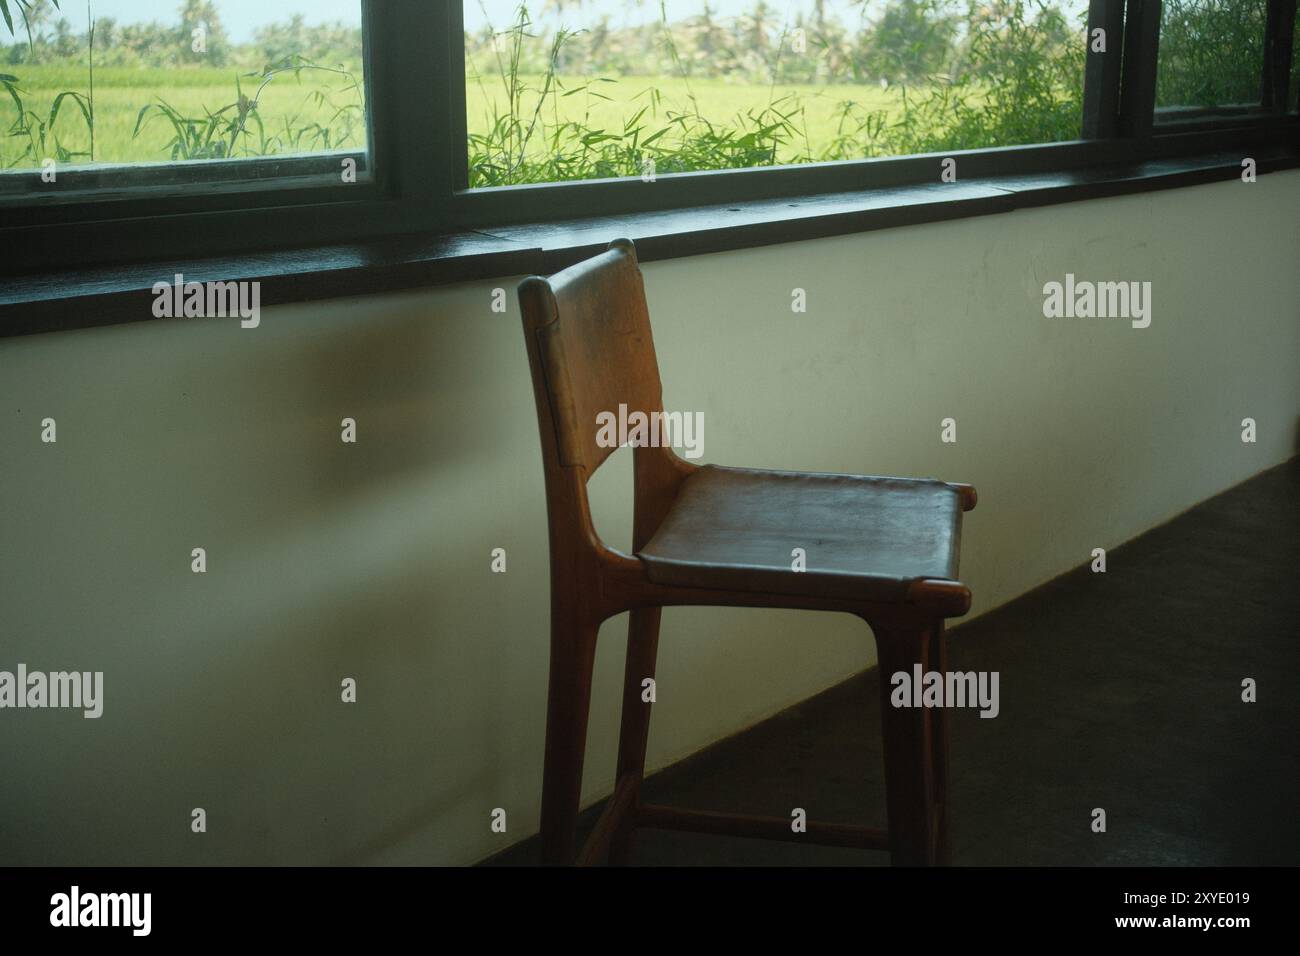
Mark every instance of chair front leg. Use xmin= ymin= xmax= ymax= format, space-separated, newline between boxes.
xmin=871 ymin=618 xmax=948 ymax=866
xmin=539 ymin=612 xmax=600 ymax=866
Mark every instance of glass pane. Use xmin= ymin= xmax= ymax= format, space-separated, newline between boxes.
xmin=0 ymin=0 xmax=367 ymax=179
xmin=464 ymin=0 xmax=1090 ymax=188
xmin=1156 ymin=0 xmax=1267 ymax=114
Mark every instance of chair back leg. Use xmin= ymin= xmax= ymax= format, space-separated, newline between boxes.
xmin=927 ymin=622 xmax=953 ymax=864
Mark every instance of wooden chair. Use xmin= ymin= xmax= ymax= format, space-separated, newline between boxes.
xmin=518 ymin=238 xmax=977 ymax=866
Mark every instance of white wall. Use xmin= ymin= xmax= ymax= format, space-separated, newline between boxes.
xmin=2 ymin=173 xmax=1297 ymax=865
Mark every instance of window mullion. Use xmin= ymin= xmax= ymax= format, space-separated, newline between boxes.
xmin=366 ymin=0 xmax=450 ymax=225
xmin=449 ymin=2 xmax=470 ymax=194
xmin=1118 ymin=0 xmax=1162 ymax=140
xmin=1083 ymin=0 xmax=1127 ymax=139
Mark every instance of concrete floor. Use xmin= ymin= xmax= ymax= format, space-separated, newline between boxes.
xmin=486 ymin=458 xmax=1300 ymax=866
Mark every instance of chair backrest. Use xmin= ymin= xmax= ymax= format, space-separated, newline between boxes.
xmin=518 ymin=238 xmax=665 ymax=478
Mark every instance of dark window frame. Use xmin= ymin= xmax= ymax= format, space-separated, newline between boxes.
xmin=0 ymin=0 xmax=1297 ymax=277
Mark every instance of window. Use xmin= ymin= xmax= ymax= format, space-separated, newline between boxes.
xmin=1 ymin=0 xmax=369 ymax=197
xmin=0 ymin=1 xmax=1296 ymax=278
xmin=463 ymin=1 xmax=1092 ymax=188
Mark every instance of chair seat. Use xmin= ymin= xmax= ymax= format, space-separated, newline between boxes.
xmin=637 ymin=465 xmax=964 ymax=603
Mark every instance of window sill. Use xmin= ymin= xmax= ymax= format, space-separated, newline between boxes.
xmin=2 ymin=146 xmax=1295 ymax=339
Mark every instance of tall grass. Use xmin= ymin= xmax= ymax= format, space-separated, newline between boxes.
xmin=1157 ymin=0 xmax=1269 ymax=108
xmin=466 ymin=0 xmax=1088 ymax=186
xmin=465 ymin=8 xmax=805 ymax=186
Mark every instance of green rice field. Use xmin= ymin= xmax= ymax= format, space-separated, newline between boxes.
xmin=1 ymin=61 xmax=910 ymax=170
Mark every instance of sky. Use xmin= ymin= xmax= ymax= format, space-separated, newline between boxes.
xmin=67 ymin=1 xmax=364 ymax=43
xmin=57 ymin=1 xmax=1092 ymax=42
xmin=464 ymin=1 xmax=1091 ymax=32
